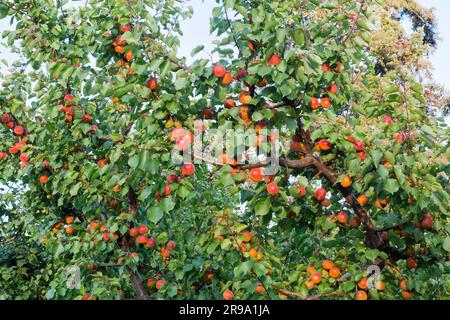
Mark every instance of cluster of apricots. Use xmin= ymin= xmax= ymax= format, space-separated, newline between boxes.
xmin=146 ymin=276 xmax=168 ymax=292
xmin=355 ymin=276 xmax=385 ymax=300
xmin=59 ymin=91 xmax=83 ymax=124
xmin=0 ymin=113 xmax=30 ymax=167
xmin=87 ymin=220 xmax=119 ymax=244
xmin=346 ymin=136 xmax=367 ymax=160
xmin=213 ymin=54 xmax=282 ymax=127
xmin=315 ymin=139 xmax=332 ymax=152
xmin=305 ymin=260 xmax=386 ymax=300
xmin=64 ymin=216 xmax=75 ymax=235
xmin=399 ymin=279 xmax=414 ymax=299
xmin=239 ymin=230 xmax=264 ymax=260
xmin=169 ymin=127 xmax=195 ymax=152
xmin=308 ymin=63 xmax=342 ymax=110
xmin=111 ymin=24 xmax=134 ymax=76
xmin=305 ymin=260 xmax=342 ymax=291
xmin=130 ymin=224 xmax=177 ymax=263
xmin=381 ymin=115 xmax=417 ymax=145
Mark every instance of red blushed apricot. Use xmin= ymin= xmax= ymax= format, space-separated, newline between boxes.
xmin=213 ymin=65 xmax=226 ymax=77
xmin=309 ymin=97 xmax=320 ymax=109
xmin=223 ymin=290 xmax=234 ymax=300
xmin=256 ymin=284 xmax=264 ymax=294
xmin=249 ymin=167 xmax=264 ymax=182
xmin=156 ymin=279 xmax=166 ymax=290
xmin=241 ymin=230 xmax=252 ymax=243
xmin=310 ymin=272 xmax=322 ymax=284
xmin=355 ymin=290 xmax=368 ymax=300
xmin=224 ymin=99 xmax=236 ymax=109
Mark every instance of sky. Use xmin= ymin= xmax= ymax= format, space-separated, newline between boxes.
xmin=0 ymin=0 xmax=449 ymax=89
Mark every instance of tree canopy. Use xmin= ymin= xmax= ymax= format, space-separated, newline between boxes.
xmin=0 ymin=0 xmax=449 ymax=300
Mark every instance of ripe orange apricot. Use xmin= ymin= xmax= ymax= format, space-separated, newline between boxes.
xmin=337 ymin=211 xmax=348 ymax=224
xmin=221 ymin=72 xmax=233 ymax=85
xmin=306 ymin=265 xmax=316 ymax=275
xmin=268 ymin=54 xmax=281 ymax=66
xmin=321 ymin=97 xmax=332 ymax=108
xmin=239 ymin=106 xmax=250 ymax=121
xmin=321 ymin=64 xmax=331 ymax=72
xmin=310 ymin=272 xmax=322 ymax=284
xmin=355 ymin=290 xmax=368 ymax=300
xmin=357 ymin=194 xmax=367 ymax=206
xmin=249 ymin=167 xmax=264 ymax=182
xmin=401 ymin=291 xmax=413 ymax=299
xmin=375 ymin=198 xmax=388 ymax=209
xmin=156 ymin=279 xmax=166 ymax=290
xmin=115 ymin=46 xmax=124 ymax=54
xmin=163 ymin=184 xmax=171 ymax=197
xmin=223 ymin=290 xmax=234 ymax=300
xmin=120 ymin=24 xmax=131 ymax=32
xmin=213 ymin=65 xmax=226 ymax=77
xmin=309 ymin=97 xmax=320 ymax=109
xmin=357 ymin=278 xmax=368 ymax=290
xmin=124 ymin=49 xmax=133 ymax=61
xmin=375 ymin=280 xmax=385 ymax=291
xmin=340 ymin=175 xmax=352 ymax=188
xmin=322 ymin=260 xmax=334 ymax=270
xmin=146 ymin=279 xmax=154 ymax=288
xmin=239 ymin=91 xmax=252 ymax=104
xmin=329 ymin=267 xmax=340 ymax=279
xmin=39 ymin=175 xmax=49 ymax=184
xmin=65 ymin=216 xmax=74 ymax=224
xmin=328 ymin=84 xmax=337 ymax=94
xmin=241 ymin=230 xmax=252 ymax=243
xmin=97 ymin=159 xmax=108 ymax=168
xmin=400 ymin=279 xmax=408 ymax=291
xmin=249 ymin=248 xmax=257 ymax=258
xmin=147 ymin=78 xmax=158 ymax=90
xmin=267 ymin=182 xmax=279 ymax=196
xmin=305 ymin=280 xmax=314 ymax=290
xmin=256 ymin=284 xmax=264 ymax=293
xmin=66 ymin=226 xmax=74 ymax=235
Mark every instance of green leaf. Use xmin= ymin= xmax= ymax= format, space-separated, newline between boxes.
xmin=191 ymin=45 xmax=205 ymax=57
xmin=0 ymin=4 xmax=8 ymax=19
xmin=147 ymin=206 xmax=164 ymax=223
xmin=174 ymin=77 xmax=188 ymax=90
xmin=384 ymin=179 xmax=400 ymax=194
xmin=128 ymin=155 xmax=139 ymax=169
xmin=443 ymin=238 xmax=450 ymax=253
xmin=255 ymin=198 xmax=271 ymax=216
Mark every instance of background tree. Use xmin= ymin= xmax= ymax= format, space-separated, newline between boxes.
xmin=0 ymin=0 xmax=448 ymax=300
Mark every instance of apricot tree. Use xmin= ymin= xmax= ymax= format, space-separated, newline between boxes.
xmin=0 ymin=0 xmax=449 ymax=300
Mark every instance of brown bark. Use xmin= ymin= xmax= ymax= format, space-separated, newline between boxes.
xmin=126 ymin=266 xmax=150 ymax=300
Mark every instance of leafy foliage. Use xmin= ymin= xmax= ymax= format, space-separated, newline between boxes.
xmin=0 ymin=0 xmax=449 ymax=300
